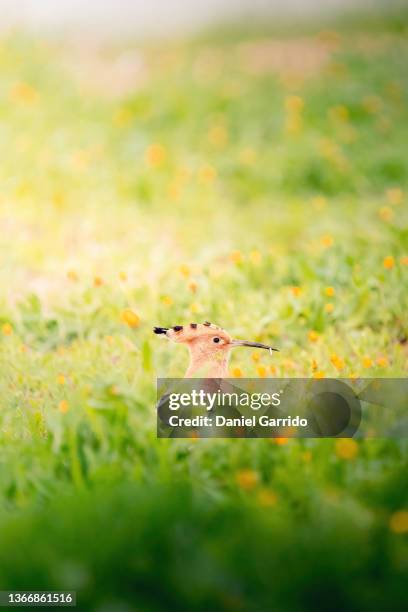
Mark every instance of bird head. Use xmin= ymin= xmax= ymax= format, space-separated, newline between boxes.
xmin=154 ymin=322 xmax=278 ymax=377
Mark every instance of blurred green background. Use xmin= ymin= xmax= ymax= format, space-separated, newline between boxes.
xmin=0 ymin=1 xmax=407 ymax=610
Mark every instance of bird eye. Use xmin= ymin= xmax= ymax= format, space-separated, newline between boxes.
xmin=213 ymin=337 xmax=221 ymax=343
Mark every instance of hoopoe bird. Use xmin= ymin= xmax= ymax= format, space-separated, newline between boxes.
xmin=154 ymin=321 xmax=278 ymax=377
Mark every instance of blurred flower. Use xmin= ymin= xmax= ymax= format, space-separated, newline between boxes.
xmin=67 ymin=270 xmax=78 ymax=282
xmin=145 ymin=143 xmax=167 ymax=168
xmin=285 ymin=95 xmax=304 ymax=112
xmin=285 ymin=95 xmax=304 ymax=135
xmin=376 ymin=356 xmax=389 ymax=368
xmin=290 ymin=286 xmax=302 ymax=297
xmin=330 ymin=353 xmax=345 ymax=371
xmin=389 ymin=510 xmax=408 ymax=534
xmin=167 ymin=180 xmax=181 ymax=201
xmin=230 ymin=250 xmax=243 ymax=265
xmin=311 ymin=196 xmax=327 ymax=210
xmin=362 ymin=95 xmax=382 ymax=114
xmin=179 ymin=264 xmax=191 ymax=278
xmin=256 ymin=365 xmax=267 ymax=378
xmin=161 ymin=295 xmax=173 ymax=306
xmin=269 ymin=365 xmax=277 ymax=375
xmin=57 ymin=374 xmax=66 ymax=385
xmin=113 ymin=107 xmax=132 ymax=127
xmin=320 ymin=234 xmax=334 ymax=248
xmin=283 ymin=359 xmax=296 ymax=371
xmin=378 ymin=206 xmax=393 ymax=222
xmin=2 ymin=323 xmax=12 ymax=336
xmin=383 ymin=256 xmax=394 ymax=270
xmin=362 ymin=356 xmax=373 ymax=369
xmin=274 ymin=437 xmax=289 ymax=445
xmin=121 ymin=309 xmax=140 ymax=328
xmin=401 ymin=256 xmax=408 ymax=266
xmin=119 ymin=271 xmax=128 ymax=282
xmin=325 ymin=286 xmax=335 ymax=297
xmin=51 ymin=191 xmax=65 ymax=208
xmin=231 ymin=367 xmax=243 ymax=378
xmin=236 ymin=469 xmax=259 ymax=491
xmin=308 ymin=330 xmax=319 ymax=343
xmin=249 ymin=250 xmax=262 ymax=265
xmin=190 ymin=303 xmax=202 ymax=314
xmin=239 ymin=147 xmax=257 ymax=166
xmin=386 ymin=187 xmax=403 ymax=205
xmin=311 ymin=358 xmax=318 ymax=371
xmin=324 ymin=303 xmax=334 ymax=314
xmin=251 ymin=352 xmax=260 ymax=363
xmin=257 ymin=488 xmax=277 ymax=507
xmin=198 ymin=165 xmax=217 ymax=184
xmin=188 ymin=280 xmax=198 ymax=293
xmin=208 ymin=124 xmax=228 ymax=147
xmin=328 ymin=105 xmax=349 ymax=122
xmin=58 ymin=400 xmax=69 ymax=414
xmin=10 ymin=81 xmax=38 ymax=104
xmin=335 ymin=438 xmax=358 ymax=459
xmin=94 ymin=276 xmax=104 ymax=287
xmin=313 ymin=371 xmax=325 ymax=379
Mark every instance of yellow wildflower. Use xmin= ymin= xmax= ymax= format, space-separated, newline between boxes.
xmin=274 ymin=437 xmax=289 ymax=445
xmin=290 ymin=286 xmax=302 ymax=297
xmin=58 ymin=400 xmax=69 ymax=414
xmin=67 ymin=270 xmax=78 ymax=282
xmin=378 ymin=207 xmax=393 ymax=222
xmin=236 ymin=469 xmax=259 ymax=491
xmin=145 ymin=143 xmax=166 ymax=167
xmin=320 ymin=234 xmax=334 ymax=248
xmin=383 ymin=256 xmax=394 ymax=270
xmin=231 ymin=367 xmax=243 ymax=378
xmin=313 ymin=371 xmax=325 ymax=379
xmin=230 ymin=250 xmax=243 ymax=265
xmin=325 ymin=286 xmax=335 ymax=297
xmin=256 ymin=365 xmax=267 ymax=378
xmin=386 ymin=187 xmax=403 ymax=205
xmin=362 ymin=357 xmax=373 ymax=369
xmin=198 ymin=165 xmax=217 ymax=184
xmin=389 ymin=510 xmax=408 ymax=534
xmin=376 ymin=356 xmax=389 ymax=368
xmin=335 ymin=438 xmax=358 ymax=460
xmin=121 ymin=309 xmax=140 ymax=328
xmin=179 ymin=264 xmax=191 ymax=278
xmin=161 ymin=295 xmax=173 ymax=306
xmin=308 ymin=330 xmax=319 ymax=343
xmin=2 ymin=323 xmax=13 ymax=336
xmin=249 ymin=250 xmax=262 ymax=265
xmin=257 ymin=488 xmax=277 ymax=507
xmin=57 ymin=374 xmax=66 ymax=386
xmin=10 ymin=81 xmax=38 ymax=104
xmin=330 ymin=353 xmax=345 ymax=371
xmin=190 ymin=302 xmax=202 ymax=314
xmin=324 ymin=303 xmax=334 ymax=314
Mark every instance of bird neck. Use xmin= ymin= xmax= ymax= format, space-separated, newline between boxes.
xmin=184 ymin=345 xmax=230 ymax=378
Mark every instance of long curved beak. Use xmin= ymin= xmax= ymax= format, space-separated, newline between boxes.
xmin=231 ymin=340 xmax=279 ymax=352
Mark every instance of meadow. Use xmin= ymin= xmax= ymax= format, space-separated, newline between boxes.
xmin=0 ymin=10 xmax=407 ymax=610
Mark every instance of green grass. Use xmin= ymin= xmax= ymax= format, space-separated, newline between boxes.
xmin=0 ymin=14 xmax=407 ymax=610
